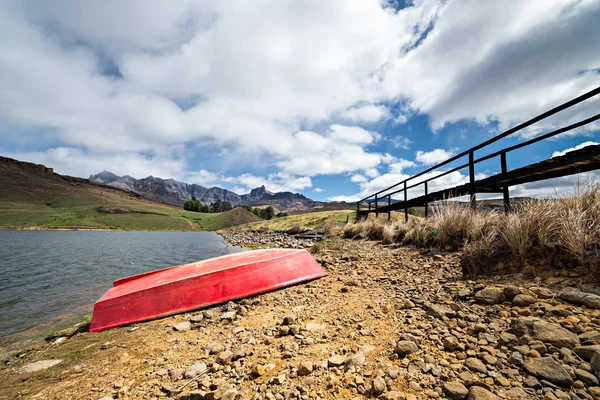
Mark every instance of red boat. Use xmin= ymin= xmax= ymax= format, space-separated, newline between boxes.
xmin=89 ymin=249 xmax=327 ymax=332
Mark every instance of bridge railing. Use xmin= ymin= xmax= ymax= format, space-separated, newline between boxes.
xmin=357 ymin=85 xmax=600 ymax=221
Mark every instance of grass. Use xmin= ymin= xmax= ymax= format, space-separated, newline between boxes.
xmin=340 ymin=182 xmax=600 ymax=279
xmin=0 ymin=157 xmax=260 ymax=231
xmin=223 ymin=210 xmax=355 ymax=233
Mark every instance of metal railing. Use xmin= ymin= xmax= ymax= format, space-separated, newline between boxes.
xmin=357 ymin=85 xmax=600 ymax=220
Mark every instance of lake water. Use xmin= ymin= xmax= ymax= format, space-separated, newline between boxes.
xmin=0 ymin=230 xmax=242 ymax=343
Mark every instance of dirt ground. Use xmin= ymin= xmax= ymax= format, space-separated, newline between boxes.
xmin=2 ymin=238 xmax=600 ymax=400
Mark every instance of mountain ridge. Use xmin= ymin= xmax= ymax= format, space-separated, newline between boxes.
xmin=89 ymin=171 xmax=315 ymax=211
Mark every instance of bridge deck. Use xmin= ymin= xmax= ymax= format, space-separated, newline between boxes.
xmin=360 ymin=144 xmax=600 ymax=215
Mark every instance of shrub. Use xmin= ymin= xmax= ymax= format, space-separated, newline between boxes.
xmin=382 ymin=221 xmax=400 ymax=244
xmin=324 ymin=216 xmax=336 ymax=238
xmin=357 ymin=218 xmax=385 ymax=240
xmin=288 ymin=224 xmax=303 ymax=235
xmin=342 ymin=223 xmax=356 ymax=238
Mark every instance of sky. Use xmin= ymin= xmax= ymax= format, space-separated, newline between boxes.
xmin=1 ymin=0 xmax=599 ymax=202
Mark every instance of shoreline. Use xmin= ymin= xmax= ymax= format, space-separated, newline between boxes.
xmin=0 ymin=226 xmax=207 ymax=232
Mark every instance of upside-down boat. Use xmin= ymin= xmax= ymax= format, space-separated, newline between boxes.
xmin=89 ymin=248 xmax=327 ymax=332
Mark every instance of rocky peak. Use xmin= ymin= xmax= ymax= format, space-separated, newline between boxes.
xmin=89 ymin=170 xmax=121 ymax=184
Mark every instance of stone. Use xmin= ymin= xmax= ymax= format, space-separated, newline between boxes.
xmin=345 ymin=352 xmax=365 ymax=369
xmin=474 ymin=287 xmax=506 ymax=305
xmin=382 ymin=391 xmax=406 ymax=400
xmin=579 ymin=331 xmax=600 ymax=345
xmin=252 ymin=364 xmax=267 ymax=376
xmin=328 ymin=355 xmax=346 ymax=368
xmin=575 ymin=368 xmax=598 ymax=385
xmin=19 ymin=359 xmax=62 ymax=373
xmin=508 ymin=351 xmax=524 ymax=366
xmin=559 ymin=287 xmax=600 ymax=309
xmin=464 ymin=358 xmax=487 ymax=373
xmin=443 ymin=381 xmax=468 ymax=399
xmin=512 ymin=294 xmax=537 ymax=307
xmin=591 ymin=352 xmax=600 ymax=372
xmin=190 ymin=314 xmax=204 ymax=323
xmin=394 ymin=340 xmax=419 ymax=357
xmin=427 ymin=304 xmax=456 ymax=318
xmin=523 ymin=357 xmax=574 ymax=387
xmin=511 ymin=317 xmax=580 ymax=348
xmin=530 ymin=286 xmax=554 ymax=299
xmin=173 ymin=321 xmax=191 ymax=331
xmin=220 ymin=311 xmax=236 ymax=321
xmin=402 ymin=299 xmax=415 ymax=309
xmin=216 ymin=350 xmax=233 ymax=365
xmin=372 ymin=376 xmax=387 ymax=395
xmin=468 ymin=386 xmax=500 ymax=400
xmin=573 ymin=345 xmax=600 ymax=361
xmin=176 ymin=391 xmax=207 ymax=400
xmin=499 ymin=332 xmax=518 ymax=346
xmin=169 ymin=368 xmax=185 ymax=381
xmin=297 ymin=361 xmax=313 ymax=376
xmin=184 ymin=363 xmax=208 ymax=379
xmin=504 ymin=285 xmax=523 ymax=300
xmin=207 ymin=342 xmax=225 ymax=355
xmin=504 ymin=388 xmax=529 ymax=398
xmin=444 ymin=336 xmax=459 ymax=352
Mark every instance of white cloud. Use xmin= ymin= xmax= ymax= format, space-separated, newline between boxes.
xmin=314 ymin=188 xmax=323 ymax=193
xmin=382 ymin=0 xmax=600 ymax=136
xmin=351 ymin=174 xmax=368 ymax=183
xmin=186 ymin=169 xmax=220 ymax=186
xmin=1 ymin=0 xmax=599 ymax=196
xmin=364 ymin=168 xmax=380 ymax=178
xmin=415 ymin=148 xmax=456 ymax=166
xmin=5 ymin=147 xmax=185 ymax=179
xmin=388 ymin=135 xmax=413 ymax=149
xmin=389 ymin=159 xmax=416 ymax=173
xmin=225 ymin=173 xmax=312 ymax=194
xmin=340 ymin=104 xmax=389 ymax=122
xmin=552 ymin=141 xmax=599 ymax=158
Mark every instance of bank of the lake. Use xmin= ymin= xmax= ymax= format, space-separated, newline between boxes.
xmin=0 ymin=230 xmax=242 ymax=343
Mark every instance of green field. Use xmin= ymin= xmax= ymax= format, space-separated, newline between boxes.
xmin=224 ymin=209 xmax=355 ymax=233
xmin=0 ymin=157 xmax=261 ymax=231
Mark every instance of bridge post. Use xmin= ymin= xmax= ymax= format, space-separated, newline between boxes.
xmin=368 ymin=202 xmax=371 ymax=212
xmin=469 ymin=151 xmax=476 ymax=210
xmin=375 ymin=194 xmax=378 ymax=218
xmin=387 ymin=195 xmax=391 ymax=221
xmin=404 ymin=181 xmax=408 ymax=222
xmin=501 ymin=151 xmax=511 ymax=213
xmin=424 ymin=181 xmax=429 ymax=218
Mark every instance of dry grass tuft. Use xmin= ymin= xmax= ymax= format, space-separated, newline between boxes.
xmin=324 ymin=216 xmax=336 ymax=238
xmin=339 ymin=182 xmax=600 ymax=278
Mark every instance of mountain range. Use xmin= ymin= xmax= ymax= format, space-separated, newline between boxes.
xmin=89 ymin=171 xmax=316 ymax=211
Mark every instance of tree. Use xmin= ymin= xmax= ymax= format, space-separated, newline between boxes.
xmin=241 ymin=205 xmax=252 ymax=212
xmin=210 ymin=199 xmax=223 ymax=213
xmin=183 ymin=200 xmax=199 ymax=212
xmin=252 ymin=208 xmax=261 ymax=217
xmin=191 ymin=196 xmax=197 ymax=201
xmin=221 ymin=201 xmax=232 ymax=212
xmin=276 ymin=211 xmax=288 ymax=218
xmin=263 ymin=206 xmax=275 ymax=220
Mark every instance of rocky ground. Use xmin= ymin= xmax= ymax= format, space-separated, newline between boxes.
xmin=220 ymin=231 xmax=319 ymax=249
xmin=3 ymin=238 xmax=600 ymax=400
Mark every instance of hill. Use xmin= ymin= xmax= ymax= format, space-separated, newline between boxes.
xmin=223 ymin=209 xmax=355 ymax=233
xmin=89 ymin=171 xmax=327 ymax=211
xmin=0 ymin=156 xmax=260 ymax=231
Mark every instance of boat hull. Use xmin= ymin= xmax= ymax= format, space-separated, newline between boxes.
xmin=89 ymin=248 xmax=326 ymax=332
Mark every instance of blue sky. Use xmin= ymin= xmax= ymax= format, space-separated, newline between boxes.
xmin=1 ymin=0 xmax=599 ymax=201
